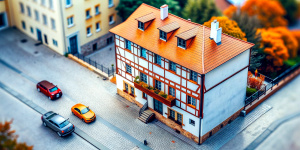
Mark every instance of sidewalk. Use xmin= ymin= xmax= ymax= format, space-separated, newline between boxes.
xmin=86 ymin=43 xmax=116 ymax=69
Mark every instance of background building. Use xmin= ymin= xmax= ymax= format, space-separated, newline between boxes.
xmin=0 ymin=0 xmax=9 ymax=31
xmin=4 ymin=0 xmax=121 ymax=55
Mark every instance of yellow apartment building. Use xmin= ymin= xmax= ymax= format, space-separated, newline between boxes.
xmin=4 ymin=0 xmax=121 ymax=55
xmin=0 ymin=0 xmax=9 ymax=30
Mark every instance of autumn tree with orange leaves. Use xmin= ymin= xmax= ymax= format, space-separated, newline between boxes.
xmin=224 ymin=0 xmax=288 ymax=28
xmin=0 ymin=120 xmax=33 ymax=150
xmin=291 ymin=30 xmax=300 ymax=54
xmin=247 ymin=71 xmax=265 ymax=90
xmin=203 ymin=16 xmax=247 ymax=41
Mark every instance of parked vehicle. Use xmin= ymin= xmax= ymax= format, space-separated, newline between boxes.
xmin=71 ymin=104 xmax=96 ymax=123
xmin=41 ymin=111 xmax=75 ymax=137
xmin=37 ymin=80 xmax=62 ymax=100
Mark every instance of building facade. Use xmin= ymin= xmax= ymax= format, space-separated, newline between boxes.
xmin=110 ymin=4 xmax=254 ymax=144
xmin=5 ymin=0 xmax=121 ymax=55
xmin=0 ymin=0 xmax=10 ymax=31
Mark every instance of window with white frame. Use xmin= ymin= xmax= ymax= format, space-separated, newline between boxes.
xmin=131 ymin=87 xmax=135 ymax=95
xmin=52 ymin=39 xmax=58 ymax=46
xmin=42 ymin=14 xmax=47 ymax=25
xmin=168 ymin=108 xmax=183 ymax=124
xmin=95 ymin=5 xmax=100 ymax=15
xmin=187 ymin=95 xmax=196 ymax=107
xmin=86 ymin=26 xmax=92 ymax=36
xmin=108 ymin=0 xmax=114 ymax=7
xmin=155 ymin=80 xmax=161 ymax=90
xmin=125 ymin=40 xmax=131 ymax=51
xmin=178 ymin=38 xmax=186 ymax=49
xmin=49 ymin=0 xmax=54 ymax=10
xmin=160 ymin=30 xmax=167 ymax=41
xmin=154 ymin=54 xmax=161 ymax=65
xmin=86 ymin=9 xmax=91 ymax=19
xmin=140 ymin=72 xmax=147 ymax=83
xmin=126 ymin=64 xmax=132 ymax=74
xmin=67 ymin=16 xmax=73 ymax=27
xmin=41 ymin=0 xmax=46 ymax=6
xmin=66 ymin=0 xmax=72 ymax=7
xmin=190 ymin=70 xmax=197 ymax=82
xmin=51 ymin=18 xmax=55 ymax=30
xmin=20 ymin=3 xmax=24 ymax=14
xmin=109 ymin=15 xmax=115 ymax=25
xmin=34 ymin=10 xmax=39 ymax=21
xmin=189 ymin=119 xmax=195 ymax=126
xmin=27 ymin=6 xmax=31 ymax=17
xmin=96 ymin=22 xmax=101 ymax=32
xmin=140 ymin=47 xmax=147 ymax=59
xmin=138 ymin=21 xmax=144 ymax=30
xmin=169 ymin=86 xmax=175 ymax=97
xmin=169 ymin=61 xmax=177 ymax=72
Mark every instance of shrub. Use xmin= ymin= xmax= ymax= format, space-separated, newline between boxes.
xmin=167 ymin=95 xmax=174 ymax=100
xmin=247 ymin=71 xmax=265 ymax=90
xmin=134 ymin=76 xmax=140 ymax=83
xmin=161 ymin=94 xmax=168 ymax=98
xmin=246 ymin=87 xmax=257 ymax=97
xmin=64 ymin=53 xmax=69 ymax=57
xmin=154 ymin=89 xmax=160 ymax=94
xmin=142 ymin=83 xmax=149 ymax=88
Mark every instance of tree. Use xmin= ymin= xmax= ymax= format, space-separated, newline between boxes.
xmin=116 ymin=0 xmax=181 ymax=21
xmin=278 ymin=0 xmax=299 ymax=25
xmin=203 ymin=16 xmax=247 ymax=41
xmin=224 ymin=0 xmax=288 ymax=28
xmin=182 ymin=0 xmax=221 ymax=24
xmin=0 ymin=120 xmax=33 ymax=150
xmin=247 ymin=71 xmax=265 ymax=90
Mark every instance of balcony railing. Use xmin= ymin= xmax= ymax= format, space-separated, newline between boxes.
xmin=133 ymin=81 xmax=176 ymax=107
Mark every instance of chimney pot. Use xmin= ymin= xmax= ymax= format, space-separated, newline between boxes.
xmin=188 ymin=18 xmax=191 ymax=21
xmin=210 ymin=20 xmax=222 ymax=45
xmin=160 ymin=4 xmax=168 ymax=20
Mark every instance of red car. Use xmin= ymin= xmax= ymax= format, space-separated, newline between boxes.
xmin=37 ymin=80 xmax=62 ymax=100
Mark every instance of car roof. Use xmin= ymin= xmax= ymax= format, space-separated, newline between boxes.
xmin=39 ymin=80 xmax=55 ymax=89
xmin=73 ymin=104 xmax=87 ymax=110
xmin=50 ymin=114 xmax=66 ymax=124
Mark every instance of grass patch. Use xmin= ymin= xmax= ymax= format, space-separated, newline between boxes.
xmin=246 ymin=87 xmax=257 ymax=97
xmin=284 ymin=56 xmax=300 ymax=67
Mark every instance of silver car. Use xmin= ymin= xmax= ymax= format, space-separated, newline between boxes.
xmin=41 ymin=111 xmax=75 ymax=137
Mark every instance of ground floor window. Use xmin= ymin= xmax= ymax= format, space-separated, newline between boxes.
xmin=123 ymin=81 xmax=135 ymax=97
xmin=142 ymin=92 xmax=147 ymax=100
xmin=154 ymin=99 xmax=163 ymax=114
xmin=189 ymin=119 xmax=195 ymax=126
xmin=21 ymin=21 xmax=26 ymax=30
xmin=168 ymin=108 xmax=183 ymax=125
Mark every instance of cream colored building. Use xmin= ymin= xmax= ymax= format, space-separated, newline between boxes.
xmin=0 ymin=0 xmax=9 ymax=30
xmin=4 ymin=0 xmax=121 ymax=55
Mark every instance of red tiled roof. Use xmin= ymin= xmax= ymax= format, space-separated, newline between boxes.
xmin=110 ymin=3 xmax=254 ymax=74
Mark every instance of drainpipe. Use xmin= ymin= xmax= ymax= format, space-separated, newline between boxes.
xmin=59 ymin=0 xmax=68 ymax=54
xmin=198 ymin=74 xmax=205 ymax=145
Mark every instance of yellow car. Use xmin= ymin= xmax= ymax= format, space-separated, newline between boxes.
xmin=71 ymin=104 xmax=96 ymax=123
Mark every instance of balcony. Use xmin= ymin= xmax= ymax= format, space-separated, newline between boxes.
xmin=134 ymin=81 xmax=176 ymax=107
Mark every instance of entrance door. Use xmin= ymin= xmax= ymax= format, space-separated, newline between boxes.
xmin=0 ymin=13 xmax=5 ymax=28
xmin=154 ymin=99 xmax=163 ymax=114
xmin=69 ymin=35 xmax=78 ymax=54
xmin=36 ymin=29 xmax=42 ymax=43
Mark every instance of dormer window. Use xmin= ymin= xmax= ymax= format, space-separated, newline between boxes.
xmin=138 ymin=21 xmax=144 ymax=30
xmin=177 ymin=38 xmax=186 ymax=49
xmin=159 ymin=30 xmax=167 ymax=41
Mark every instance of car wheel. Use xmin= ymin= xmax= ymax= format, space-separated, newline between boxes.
xmin=48 ymin=96 xmax=52 ymax=100
xmin=37 ymin=88 xmax=40 ymax=92
xmin=43 ymin=122 xmax=47 ymax=127
xmin=57 ymin=132 xmax=62 ymax=137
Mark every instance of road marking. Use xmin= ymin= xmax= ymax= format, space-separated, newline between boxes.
xmin=0 ymin=59 xmax=151 ymax=150
xmin=0 ymin=81 xmax=109 ymax=150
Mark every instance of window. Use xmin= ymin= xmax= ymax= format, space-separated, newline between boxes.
xmin=107 ymin=37 xmax=113 ymax=45
xmin=95 ymin=5 xmax=100 ymax=15
xmin=67 ymin=16 xmax=73 ymax=27
xmin=125 ymin=40 xmax=131 ymax=50
xmin=140 ymin=47 xmax=147 ymax=59
xmin=169 ymin=86 xmax=175 ymax=97
xmin=177 ymin=113 xmax=182 ymax=123
xmin=86 ymin=26 xmax=92 ymax=37
xmin=44 ymin=34 xmax=48 ymax=44
xmin=142 ymin=92 xmax=147 ymax=99
xmin=187 ymin=96 xmax=196 ymax=107
xmin=131 ymin=87 xmax=135 ymax=95
xmin=169 ymin=61 xmax=176 ymax=72
xmin=41 ymin=0 xmax=46 ymax=6
xmin=30 ymin=27 xmax=34 ymax=33
xmin=154 ymin=99 xmax=163 ymax=114
xmin=109 ymin=15 xmax=114 ymax=25
xmin=53 ymin=39 xmax=58 ymax=46
xmin=126 ymin=64 xmax=132 ymax=74
xmin=96 ymin=22 xmax=101 ymax=32
xmin=27 ymin=6 xmax=31 ymax=17
xmin=155 ymin=80 xmax=161 ymax=90
xmin=140 ymin=72 xmax=147 ymax=83
xmin=49 ymin=0 xmax=54 ymax=9
xmin=138 ymin=21 xmax=144 ymax=30
xmin=20 ymin=3 xmax=24 ymax=14
xmin=178 ymin=38 xmax=186 ymax=49
xmin=51 ymin=18 xmax=55 ymax=30
xmin=124 ymin=83 xmax=128 ymax=92
xmin=93 ymin=43 xmax=97 ymax=51
xmin=189 ymin=119 xmax=195 ymax=126
xmin=34 ymin=10 xmax=39 ymax=21
xmin=190 ymin=70 xmax=197 ymax=82
xmin=108 ymin=0 xmax=114 ymax=8
xmin=160 ymin=30 xmax=167 ymax=41
xmin=154 ymin=54 xmax=161 ymax=65
xmin=168 ymin=108 xmax=183 ymax=125
xmin=21 ymin=21 xmax=26 ymax=30
xmin=86 ymin=9 xmax=91 ymax=19
xmin=66 ymin=0 xmax=72 ymax=7
xmin=169 ymin=109 xmax=175 ymax=119
xmin=42 ymin=14 xmax=47 ymax=25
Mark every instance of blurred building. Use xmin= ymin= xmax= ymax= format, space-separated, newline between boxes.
xmin=215 ymin=0 xmax=246 ymax=11
xmin=0 ymin=0 xmax=9 ymax=31
xmin=4 ymin=0 xmax=121 ymax=55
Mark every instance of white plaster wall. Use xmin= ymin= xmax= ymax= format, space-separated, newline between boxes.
xmin=201 ymin=68 xmax=248 ymax=136
xmin=125 ymin=51 xmax=134 ymax=62
xmin=135 ymin=88 xmax=147 ymax=105
xmin=187 ymin=81 xmax=198 ymax=91
xmin=165 ymin=72 xmax=180 ymax=84
xmin=153 ymin=65 xmax=164 ymax=77
xmin=139 ymin=58 xmax=148 ymax=69
xmin=205 ymin=49 xmax=250 ymax=89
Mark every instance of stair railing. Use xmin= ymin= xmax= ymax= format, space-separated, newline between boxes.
xmin=139 ymin=101 xmax=148 ymax=116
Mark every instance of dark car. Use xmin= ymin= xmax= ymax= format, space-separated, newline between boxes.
xmin=41 ymin=111 xmax=75 ymax=137
xmin=37 ymin=80 xmax=62 ymax=100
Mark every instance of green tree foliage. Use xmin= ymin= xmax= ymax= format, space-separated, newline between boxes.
xmin=0 ymin=120 xmax=33 ymax=150
xmin=231 ymin=12 xmax=265 ymax=70
xmin=278 ymin=0 xmax=299 ymax=25
xmin=116 ymin=0 xmax=181 ymax=21
xmin=182 ymin=0 xmax=221 ymax=24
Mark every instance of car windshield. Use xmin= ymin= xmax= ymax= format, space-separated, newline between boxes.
xmin=81 ymin=107 xmax=90 ymax=114
xmin=49 ymin=87 xmax=58 ymax=92
xmin=58 ymin=120 xmax=70 ymax=128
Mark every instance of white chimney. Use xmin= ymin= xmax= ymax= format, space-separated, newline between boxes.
xmin=210 ymin=20 xmax=222 ymax=45
xmin=160 ymin=4 xmax=168 ymax=20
